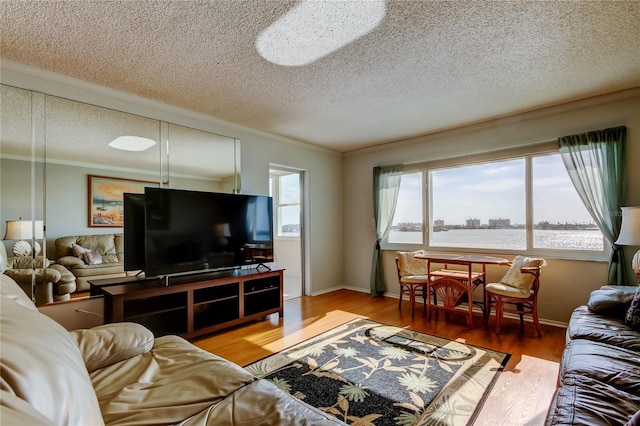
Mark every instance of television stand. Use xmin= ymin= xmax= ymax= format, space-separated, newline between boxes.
xmin=90 ymin=268 xmax=284 ymax=339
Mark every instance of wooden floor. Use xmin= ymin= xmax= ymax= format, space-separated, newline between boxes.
xmin=191 ymin=289 xmax=565 ymax=425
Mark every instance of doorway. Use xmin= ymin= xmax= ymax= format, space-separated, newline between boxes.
xmin=269 ymin=167 xmax=305 ymax=299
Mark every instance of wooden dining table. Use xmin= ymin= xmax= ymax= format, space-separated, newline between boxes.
xmin=414 ymin=253 xmax=510 ymax=328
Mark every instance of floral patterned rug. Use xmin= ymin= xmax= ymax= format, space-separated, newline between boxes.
xmin=245 ymin=318 xmax=510 ymax=426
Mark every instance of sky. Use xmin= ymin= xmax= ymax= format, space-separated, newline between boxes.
xmin=394 ymin=154 xmax=595 ymax=226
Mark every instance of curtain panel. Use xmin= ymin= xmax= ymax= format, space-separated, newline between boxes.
xmin=370 ymin=164 xmax=403 ymax=296
xmin=558 ymin=126 xmax=627 ymax=285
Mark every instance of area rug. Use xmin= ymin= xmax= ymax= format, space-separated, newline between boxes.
xmin=245 ymin=318 xmax=510 ymax=426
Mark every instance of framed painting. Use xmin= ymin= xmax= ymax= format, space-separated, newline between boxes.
xmin=88 ymin=175 xmax=159 ymax=227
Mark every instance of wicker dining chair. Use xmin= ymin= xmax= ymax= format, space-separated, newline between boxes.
xmin=484 ymin=256 xmax=546 ymax=337
xmin=395 ymin=250 xmax=431 ymax=317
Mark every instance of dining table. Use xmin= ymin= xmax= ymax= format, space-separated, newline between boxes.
xmin=413 ymin=253 xmax=510 ymax=328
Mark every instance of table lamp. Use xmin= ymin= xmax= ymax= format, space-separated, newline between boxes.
xmin=3 ymin=218 xmax=44 ymax=256
xmin=615 ymin=206 xmax=640 ymax=282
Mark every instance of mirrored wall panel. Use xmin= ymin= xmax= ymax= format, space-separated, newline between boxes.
xmin=1 ymin=83 xmax=240 ymax=304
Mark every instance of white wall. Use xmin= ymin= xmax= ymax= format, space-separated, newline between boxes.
xmin=343 ymin=89 xmax=640 ymax=324
xmin=1 ymin=62 xmax=345 ymax=296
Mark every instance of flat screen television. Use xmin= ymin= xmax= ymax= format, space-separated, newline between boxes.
xmin=124 ymin=188 xmax=274 ymax=278
xmin=123 ymin=193 xmax=146 ymax=272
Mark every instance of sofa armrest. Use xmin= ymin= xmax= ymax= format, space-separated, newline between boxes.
xmin=56 ymin=255 xmax=84 ymax=269
xmin=4 ymin=268 xmax=61 ymax=284
xmin=71 ymin=322 xmax=154 ymax=372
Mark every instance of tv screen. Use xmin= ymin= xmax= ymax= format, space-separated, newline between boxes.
xmin=123 ymin=193 xmax=146 ymax=271
xmin=142 ymin=188 xmax=274 ymax=277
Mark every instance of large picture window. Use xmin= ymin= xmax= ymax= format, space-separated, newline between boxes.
xmin=387 ymin=152 xmax=605 ymax=257
xmin=430 ymin=158 xmax=526 ymax=250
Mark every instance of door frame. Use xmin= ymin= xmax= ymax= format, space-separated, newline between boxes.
xmin=269 ymin=165 xmax=308 ymax=297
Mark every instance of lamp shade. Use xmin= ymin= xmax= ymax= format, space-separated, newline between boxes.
xmin=615 ymin=207 xmax=640 ymax=246
xmin=3 ymin=219 xmax=44 ymax=240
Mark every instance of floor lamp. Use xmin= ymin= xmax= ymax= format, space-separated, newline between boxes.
xmin=615 ymin=206 xmax=640 ymax=284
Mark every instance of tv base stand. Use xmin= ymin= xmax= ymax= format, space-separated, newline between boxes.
xmin=90 ymin=268 xmax=284 ymax=339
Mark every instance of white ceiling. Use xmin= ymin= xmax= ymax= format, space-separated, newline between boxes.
xmin=1 ymin=0 xmax=639 ymax=153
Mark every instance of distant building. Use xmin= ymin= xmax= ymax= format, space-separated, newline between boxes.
xmin=466 ymin=218 xmax=481 ymax=229
xmin=433 ymin=219 xmax=445 ymax=232
xmin=488 ymin=218 xmax=511 ymax=228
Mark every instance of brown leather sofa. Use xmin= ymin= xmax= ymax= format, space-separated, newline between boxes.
xmin=545 ymin=286 xmax=640 ymax=425
xmin=0 ymin=274 xmax=344 ymax=425
xmin=55 ymin=233 xmax=126 ymax=292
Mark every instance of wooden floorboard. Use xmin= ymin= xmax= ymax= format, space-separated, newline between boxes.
xmin=191 ymin=289 xmax=565 ymax=426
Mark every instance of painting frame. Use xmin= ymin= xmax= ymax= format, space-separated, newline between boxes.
xmin=88 ymin=175 xmax=159 ymax=228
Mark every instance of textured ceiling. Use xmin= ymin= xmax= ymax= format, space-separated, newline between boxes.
xmin=1 ymin=0 xmax=639 ymax=152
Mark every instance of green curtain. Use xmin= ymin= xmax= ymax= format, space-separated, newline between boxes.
xmin=370 ymin=164 xmax=404 ymax=296
xmin=558 ymin=126 xmax=627 ymax=285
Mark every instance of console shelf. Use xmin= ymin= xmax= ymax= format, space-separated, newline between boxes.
xmin=90 ymin=269 xmax=284 ymax=338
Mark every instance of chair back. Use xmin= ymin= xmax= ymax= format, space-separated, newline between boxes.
xmin=500 ymin=255 xmax=545 ymax=293
xmin=396 ymin=250 xmax=428 ymax=277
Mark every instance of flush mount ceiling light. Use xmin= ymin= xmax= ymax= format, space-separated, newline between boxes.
xmin=256 ymin=0 xmax=386 ymax=67
xmin=108 ymin=136 xmax=157 ymax=152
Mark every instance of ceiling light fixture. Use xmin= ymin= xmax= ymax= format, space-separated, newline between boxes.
xmin=256 ymin=0 xmax=386 ymax=67
xmin=108 ymin=136 xmax=157 ymax=152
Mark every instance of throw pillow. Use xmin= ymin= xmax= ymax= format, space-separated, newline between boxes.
xmin=71 ymin=243 xmax=103 ymax=265
xmin=624 ymin=286 xmax=640 ymax=330
xmin=397 ymin=250 xmax=428 ymax=276
xmin=588 ymin=288 xmax=635 ymax=318
xmin=500 ymin=255 xmax=545 ymax=291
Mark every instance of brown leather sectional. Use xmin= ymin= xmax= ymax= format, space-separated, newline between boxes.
xmin=0 ymin=273 xmax=344 ymax=425
xmin=545 ymin=293 xmax=640 ymax=425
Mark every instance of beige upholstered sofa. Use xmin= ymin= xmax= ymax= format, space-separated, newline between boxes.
xmin=0 ymin=242 xmax=76 ymax=304
xmin=55 ymin=233 xmax=126 ymax=292
xmin=0 ymin=273 xmax=344 ymax=425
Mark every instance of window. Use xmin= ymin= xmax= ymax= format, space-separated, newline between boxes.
xmin=387 ymin=152 xmax=605 ymax=257
xmin=431 ymin=159 xmax=526 ymax=250
xmin=388 ymin=172 xmax=423 ymax=244
xmin=532 ymin=154 xmax=603 ymax=251
xmin=270 ymin=171 xmax=300 ymax=237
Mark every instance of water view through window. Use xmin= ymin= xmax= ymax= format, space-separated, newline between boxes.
xmin=388 ymin=154 xmax=604 ymax=252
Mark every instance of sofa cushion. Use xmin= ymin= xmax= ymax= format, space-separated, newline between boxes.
xmin=0 ymin=274 xmax=38 ymax=311
xmin=0 ymin=276 xmax=104 ymax=425
xmin=56 ymin=233 xmax=123 ymax=263
xmin=67 ymin=263 xmax=124 ymax=277
xmin=559 ymin=339 xmax=640 ymax=395
xmin=8 ymin=255 xmax=50 ymax=269
xmin=180 ymin=378 xmax=345 ymax=425
xmin=566 ymin=306 xmax=640 ymax=352
xmin=546 ymin=374 xmax=640 ymax=426
xmin=91 ymin=334 xmax=259 ymax=425
xmin=0 ymin=390 xmax=54 ymax=426
xmin=71 ymin=322 xmax=154 ymax=372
